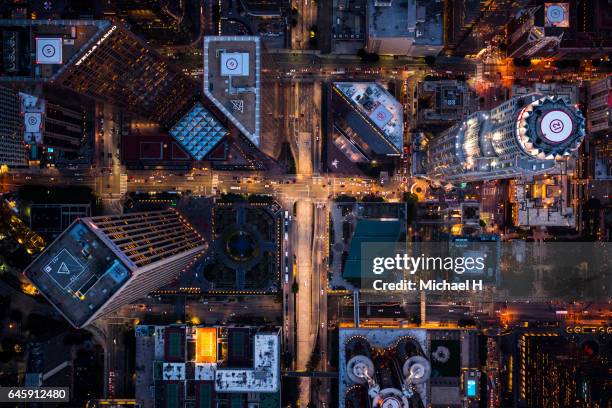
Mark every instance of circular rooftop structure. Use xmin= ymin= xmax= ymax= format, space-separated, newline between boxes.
xmin=381 ymin=396 xmax=403 ymax=408
xmin=403 ymin=356 xmax=431 ymax=385
xmin=431 ymin=345 xmax=451 ymax=363
xmin=373 ymin=388 xmax=409 ymax=408
xmin=516 ymin=96 xmax=585 ymax=160
xmin=347 ymin=355 xmax=375 ymax=384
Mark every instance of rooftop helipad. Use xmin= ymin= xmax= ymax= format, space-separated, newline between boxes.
xmin=204 ymin=36 xmax=261 ymax=146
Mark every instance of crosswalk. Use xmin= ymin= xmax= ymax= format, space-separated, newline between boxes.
xmin=120 ymin=174 xmax=127 ymax=195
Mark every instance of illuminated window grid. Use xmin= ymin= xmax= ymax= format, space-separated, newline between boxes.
xmin=92 ymin=210 xmax=201 ymax=267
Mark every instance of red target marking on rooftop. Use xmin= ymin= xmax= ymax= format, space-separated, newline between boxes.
xmin=376 ymin=111 xmax=386 ymax=121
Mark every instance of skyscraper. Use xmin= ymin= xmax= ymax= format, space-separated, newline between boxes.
xmin=0 ymin=20 xmax=199 ymax=127
xmin=24 ymin=210 xmax=206 ymax=328
xmin=366 ymin=0 xmax=443 ymax=56
xmin=588 ymin=76 xmax=612 ymax=135
xmin=0 ymin=20 xmax=237 ymax=162
xmin=331 ymin=82 xmax=403 ymax=164
xmin=0 ymin=85 xmax=27 ymax=167
xmin=516 ymin=332 xmax=612 ymax=407
xmin=425 ymin=94 xmax=585 ymax=182
xmin=444 ymin=0 xmax=527 ymax=56
xmin=506 ymin=1 xmax=612 ymax=59
xmin=54 ymin=24 xmax=199 ymax=127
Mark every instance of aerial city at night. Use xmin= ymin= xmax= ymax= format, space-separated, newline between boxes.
xmin=0 ymin=0 xmax=611 ymax=407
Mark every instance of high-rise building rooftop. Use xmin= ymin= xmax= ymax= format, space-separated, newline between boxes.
xmin=506 ymin=1 xmax=612 ymax=59
xmin=0 ymin=86 xmax=27 ymax=167
xmin=24 ymin=210 xmax=206 ymax=327
xmin=135 ymin=325 xmax=280 ymax=408
xmin=215 ymin=333 xmax=279 ymax=393
xmin=332 ymin=82 xmax=403 ymax=163
xmin=0 ymin=19 xmax=111 ymax=81
xmin=417 ymin=80 xmax=479 ymax=126
xmin=426 ymin=94 xmax=586 ymax=182
xmin=204 ymin=36 xmax=261 ymax=147
xmin=0 ymin=20 xmax=201 ymax=127
xmin=367 ymin=0 xmax=443 ymax=56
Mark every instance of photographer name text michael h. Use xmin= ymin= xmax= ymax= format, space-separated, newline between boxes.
xmin=373 ymin=279 xmax=483 ymax=291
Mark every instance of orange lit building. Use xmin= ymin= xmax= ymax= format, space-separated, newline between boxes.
xmin=196 ymin=327 xmax=217 ymax=363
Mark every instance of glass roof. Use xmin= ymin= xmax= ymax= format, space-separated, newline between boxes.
xmin=169 ymin=103 xmax=227 ymax=161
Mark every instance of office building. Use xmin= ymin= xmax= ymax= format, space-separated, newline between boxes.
xmin=0 ymin=85 xmax=27 ymax=167
xmin=366 ymin=0 xmax=443 ymax=56
xmin=330 ymin=202 xmax=406 ymax=290
xmin=512 ymin=82 xmax=580 ymax=105
xmin=331 ymin=82 xmax=403 ymax=163
xmin=0 ymin=19 xmax=241 ymax=163
xmin=444 ymin=0 xmax=483 ymax=55
xmin=53 ymin=24 xmax=198 ymax=127
xmin=506 ymin=6 xmax=563 ymax=58
xmin=339 ymin=328 xmax=481 ymax=408
xmin=509 ymin=174 xmax=578 ymax=227
xmin=135 ymin=324 xmax=280 ymax=408
xmin=43 ymin=99 xmax=86 ymax=157
xmin=1 ymin=19 xmax=109 ymax=80
xmin=425 ymin=94 xmax=586 ymax=182
xmin=514 ymin=330 xmax=612 ymax=407
xmin=203 ymin=36 xmax=261 ymax=147
xmin=24 ymin=210 xmax=206 ymax=328
xmin=591 ymin=135 xmax=611 ymax=182
xmin=588 ymin=76 xmax=612 ymax=135
xmin=417 ymin=80 xmax=479 ymax=126
xmin=19 ymin=91 xmax=45 ymax=147
xmin=0 ymin=19 xmax=199 ymax=127
xmin=331 ymin=0 xmax=367 ymax=54
xmin=12 ymin=89 xmax=89 ymax=164
xmin=444 ymin=0 xmax=527 ymax=56
xmin=342 ymin=219 xmax=402 ymax=281
xmin=587 ymin=77 xmax=612 ymax=187
xmin=507 ymin=1 xmax=612 ymax=58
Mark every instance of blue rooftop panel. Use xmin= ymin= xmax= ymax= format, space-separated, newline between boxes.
xmin=169 ymin=103 xmax=227 ymax=161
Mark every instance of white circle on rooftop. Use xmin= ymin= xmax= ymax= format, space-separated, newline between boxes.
xmin=225 ymin=57 xmax=239 ymax=71
xmin=42 ymin=44 xmax=56 ymax=57
xmin=540 ymin=110 xmax=572 ymax=143
xmin=547 ymin=5 xmax=565 ymax=23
